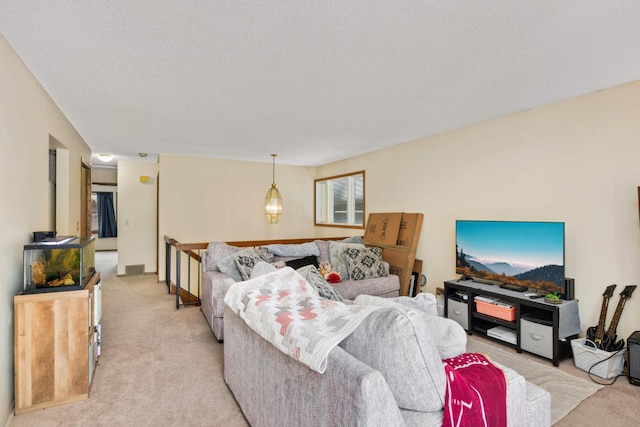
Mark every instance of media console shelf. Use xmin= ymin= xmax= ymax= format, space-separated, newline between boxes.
xmin=444 ymin=279 xmax=581 ymax=366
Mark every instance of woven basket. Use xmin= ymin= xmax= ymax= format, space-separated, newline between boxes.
xmin=571 ymin=338 xmax=625 ymax=379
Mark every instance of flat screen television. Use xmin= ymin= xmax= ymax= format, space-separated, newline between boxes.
xmin=455 ymin=220 xmax=566 ymax=296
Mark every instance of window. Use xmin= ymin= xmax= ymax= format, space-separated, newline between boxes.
xmin=315 ymin=171 xmax=365 ymax=228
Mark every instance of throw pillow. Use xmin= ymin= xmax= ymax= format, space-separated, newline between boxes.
xmin=285 ymin=255 xmax=319 ymax=270
xmin=313 ymin=240 xmax=332 ymax=264
xmin=345 ymin=247 xmax=387 ymax=281
xmin=249 ymin=261 xmax=277 ymax=279
xmin=328 ymin=242 xmax=366 ymax=280
xmin=342 ymin=236 xmax=364 ymax=244
xmin=356 ymin=292 xmax=438 ymax=316
xmin=205 ymin=242 xmax=240 ymax=272
xmin=353 ymin=294 xmax=466 ymax=359
xmin=296 ymin=265 xmax=345 ymax=302
xmin=235 ymin=250 xmax=267 ymax=281
xmin=262 ymin=242 xmax=320 ymax=257
xmin=217 ymin=248 xmax=259 ymax=282
xmin=339 ymin=307 xmax=446 ymax=412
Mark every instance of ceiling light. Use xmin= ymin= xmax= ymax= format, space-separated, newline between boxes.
xmin=139 ymin=153 xmax=148 ymax=158
xmin=265 ymin=154 xmax=282 ymax=224
xmin=97 ymin=154 xmax=113 ymax=162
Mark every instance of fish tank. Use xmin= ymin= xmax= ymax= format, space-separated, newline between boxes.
xmin=23 ymin=236 xmax=96 ymax=294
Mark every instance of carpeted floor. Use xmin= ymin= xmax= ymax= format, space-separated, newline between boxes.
xmin=9 ymin=251 xmax=640 ymax=426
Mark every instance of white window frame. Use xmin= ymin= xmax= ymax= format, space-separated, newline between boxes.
xmin=314 ymin=171 xmax=365 ymax=228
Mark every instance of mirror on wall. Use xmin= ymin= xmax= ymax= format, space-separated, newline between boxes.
xmin=315 ymin=171 xmax=365 ymax=228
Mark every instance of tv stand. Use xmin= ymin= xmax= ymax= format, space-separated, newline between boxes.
xmin=444 ymin=279 xmax=581 ymax=366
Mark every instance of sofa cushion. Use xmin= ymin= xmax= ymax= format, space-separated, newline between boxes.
xmin=339 ymin=307 xmax=446 ymax=412
xmin=329 ymin=242 xmax=366 ymax=279
xmin=354 ymin=294 xmax=467 ymax=359
xmin=334 ymin=273 xmax=399 ymax=300
xmin=296 ymin=265 xmax=345 ymax=302
xmin=345 ymin=247 xmax=387 ymax=280
xmin=205 ymin=242 xmax=241 ymax=272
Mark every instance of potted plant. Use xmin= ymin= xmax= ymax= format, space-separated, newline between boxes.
xmin=545 ymin=291 xmax=562 ymax=304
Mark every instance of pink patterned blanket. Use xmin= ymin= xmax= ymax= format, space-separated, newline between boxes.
xmin=224 ymin=267 xmax=378 ymax=373
xmin=442 ymin=353 xmax=507 ymax=427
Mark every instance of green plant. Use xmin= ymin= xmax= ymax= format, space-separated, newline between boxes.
xmin=545 ymin=291 xmax=560 ymax=301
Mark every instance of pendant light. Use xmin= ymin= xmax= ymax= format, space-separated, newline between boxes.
xmin=265 ymin=154 xmax=283 ymax=224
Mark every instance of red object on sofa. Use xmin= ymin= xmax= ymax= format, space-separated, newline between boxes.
xmin=442 ymin=352 xmax=507 ymax=427
xmin=326 ymin=272 xmax=341 ymax=283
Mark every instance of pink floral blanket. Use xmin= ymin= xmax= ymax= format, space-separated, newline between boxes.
xmin=442 ymin=353 xmax=507 ymax=427
xmin=224 ymin=267 xmax=378 ymax=373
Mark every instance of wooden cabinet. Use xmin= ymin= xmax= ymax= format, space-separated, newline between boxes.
xmin=14 ymin=272 xmax=101 ymax=414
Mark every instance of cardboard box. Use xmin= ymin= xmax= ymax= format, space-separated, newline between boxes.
xmin=475 ymin=300 xmax=516 ymax=321
xmin=396 ymin=213 xmax=423 ymax=248
xmin=364 ymin=213 xmax=402 ymax=246
xmin=364 ymin=212 xmax=424 ymax=296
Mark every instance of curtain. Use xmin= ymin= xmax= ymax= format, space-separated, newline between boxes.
xmin=97 ymin=192 xmax=117 ymax=238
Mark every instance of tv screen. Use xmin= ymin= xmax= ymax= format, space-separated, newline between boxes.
xmin=455 ymin=220 xmax=565 ymax=295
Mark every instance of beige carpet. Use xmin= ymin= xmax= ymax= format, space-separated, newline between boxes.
xmin=466 ymin=336 xmax=601 ymax=425
xmin=9 ymin=251 xmax=640 ymax=426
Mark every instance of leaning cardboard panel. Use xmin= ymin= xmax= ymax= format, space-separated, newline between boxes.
xmin=363 ymin=213 xmax=402 ymax=246
xmin=364 ymin=212 xmax=424 ymax=296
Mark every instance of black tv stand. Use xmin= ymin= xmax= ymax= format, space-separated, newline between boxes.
xmin=444 ymin=279 xmax=581 ymax=366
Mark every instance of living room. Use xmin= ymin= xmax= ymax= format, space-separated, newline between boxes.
xmin=3 ymin=4 xmax=640 ymax=426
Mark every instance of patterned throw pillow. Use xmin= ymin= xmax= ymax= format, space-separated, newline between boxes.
xmin=235 ymin=250 xmax=267 ymax=281
xmin=345 ymin=247 xmax=387 ymax=281
xmin=217 ymin=248 xmax=261 ymax=281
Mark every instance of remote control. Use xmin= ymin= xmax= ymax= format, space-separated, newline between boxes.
xmin=529 ymin=294 xmax=545 ymax=299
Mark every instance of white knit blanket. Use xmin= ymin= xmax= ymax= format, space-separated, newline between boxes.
xmin=224 ymin=267 xmax=378 ymax=373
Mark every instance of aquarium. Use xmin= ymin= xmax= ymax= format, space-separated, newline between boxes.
xmin=23 ymin=236 xmax=96 ymax=294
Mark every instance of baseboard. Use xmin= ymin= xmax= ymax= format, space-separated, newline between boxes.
xmin=2 ymin=400 xmax=14 ymax=427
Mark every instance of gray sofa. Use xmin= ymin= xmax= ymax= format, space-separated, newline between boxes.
xmin=223 ymin=295 xmax=552 ymax=427
xmin=201 ymin=238 xmax=400 ymax=341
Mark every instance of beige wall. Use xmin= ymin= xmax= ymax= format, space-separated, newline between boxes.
xmin=117 ymin=161 xmax=158 ymax=275
xmin=92 ymin=167 xmax=117 ymax=184
xmin=157 ymin=155 xmax=319 ymax=281
xmin=316 ymin=80 xmax=640 ymax=343
xmin=0 ymin=35 xmax=92 ymax=424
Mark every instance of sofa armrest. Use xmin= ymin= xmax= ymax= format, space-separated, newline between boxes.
xmin=493 ymin=362 xmax=527 ymax=427
xmin=224 ymin=307 xmax=406 ymax=427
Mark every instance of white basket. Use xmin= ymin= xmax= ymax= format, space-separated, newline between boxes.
xmin=571 ymin=338 xmax=625 ymax=379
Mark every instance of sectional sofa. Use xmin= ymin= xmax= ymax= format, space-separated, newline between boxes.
xmin=200 ymin=237 xmax=401 ymax=341
xmin=223 ymin=289 xmax=552 ymax=426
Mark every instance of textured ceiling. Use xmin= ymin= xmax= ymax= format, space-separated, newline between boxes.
xmin=2 ymin=1 xmax=639 ymax=167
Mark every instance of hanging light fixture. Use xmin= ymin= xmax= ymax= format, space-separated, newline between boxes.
xmin=265 ymin=154 xmax=283 ymax=224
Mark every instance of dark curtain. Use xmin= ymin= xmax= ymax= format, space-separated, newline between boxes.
xmin=97 ymin=192 xmax=117 ymax=238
